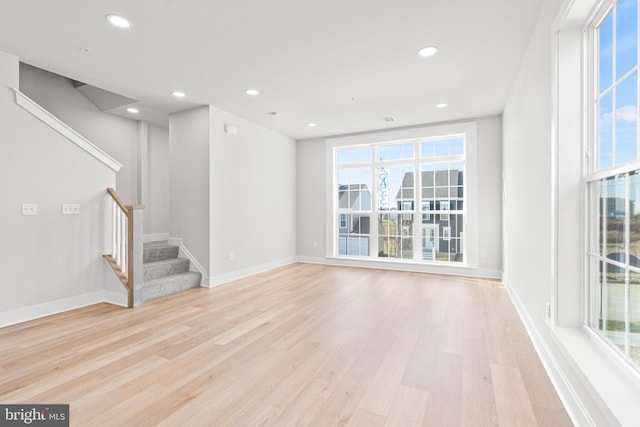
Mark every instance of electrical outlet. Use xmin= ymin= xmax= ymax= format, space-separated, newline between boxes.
xmin=21 ymin=203 xmax=38 ymax=216
xmin=546 ymin=301 xmax=551 ymax=319
xmin=62 ymin=203 xmax=80 ymax=215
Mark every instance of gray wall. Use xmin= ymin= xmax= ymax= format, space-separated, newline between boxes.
xmin=209 ymin=106 xmax=297 ymax=281
xmin=297 ymin=115 xmax=503 ymax=278
xmin=169 ymin=106 xmax=211 ymax=275
xmin=19 ymin=63 xmax=139 ymax=204
xmin=0 ymin=51 xmax=118 ymax=314
xmin=146 ymin=124 xmax=170 ymax=235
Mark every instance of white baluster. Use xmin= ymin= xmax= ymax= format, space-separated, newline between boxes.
xmin=120 ymin=210 xmax=126 ymax=272
xmin=112 ymin=201 xmax=117 ymax=259
xmin=122 ymin=216 xmax=128 ymax=277
xmin=116 ymin=207 xmax=122 ymax=268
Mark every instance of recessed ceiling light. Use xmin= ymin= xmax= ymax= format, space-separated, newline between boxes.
xmin=106 ymin=14 xmax=131 ymax=29
xmin=246 ymin=89 xmax=260 ymax=96
xmin=171 ymin=91 xmax=186 ymax=98
xmin=435 ymin=103 xmax=448 ymax=108
xmin=127 ymin=107 xmax=139 ymax=114
xmin=267 ymin=112 xmax=279 ymax=116
xmin=383 ymin=117 xmax=395 ymax=122
xmin=308 ymin=123 xmax=317 ymax=127
xmin=78 ymin=47 xmax=91 ymax=55
xmin=418 ymin=46 xmax=438 ymax=58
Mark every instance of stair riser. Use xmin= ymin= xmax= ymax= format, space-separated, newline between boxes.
xmin=143 ymin=246 xmax=179 ymax=263
xmin=142 ymin=272 xmax=202 ymax=302
xmin=143 ymin=258 xmax=191 ymax=281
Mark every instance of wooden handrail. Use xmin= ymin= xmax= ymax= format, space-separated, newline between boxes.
xmin=107 ymin=187 xmax=129 ymax=214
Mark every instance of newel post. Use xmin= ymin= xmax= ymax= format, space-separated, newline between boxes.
xmin=127 ymin=205 xmax=145 ymax=308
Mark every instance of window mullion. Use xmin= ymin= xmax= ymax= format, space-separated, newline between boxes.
xmin=612 ymin=5 xmax=617 ymax=166
xmin=626 ymin=173 xmax=631 ymax=357
xmin=370 ymin=162 xmax=378 ymax=257
xmin=603 ymin=179 xmax=609 ymax=335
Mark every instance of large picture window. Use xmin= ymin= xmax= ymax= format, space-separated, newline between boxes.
xmin=334 ymin=136 xmax=466 ymax=264
xmin=588 ymin=0 xmax=640 ymax=368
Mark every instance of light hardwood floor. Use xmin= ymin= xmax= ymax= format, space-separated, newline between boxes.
xmin=0 ymin=263 xmax=572 ymax=426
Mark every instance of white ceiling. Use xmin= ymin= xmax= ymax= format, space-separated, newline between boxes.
xmin=0 ymin=0 xmax=544 ymax=140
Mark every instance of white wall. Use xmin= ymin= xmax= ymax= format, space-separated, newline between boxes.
xmin=19 ymin=63 xmax=139 ymax=204
xmin=297 ymin=116 xmax=502 ymax=278
xmin=297 ymin=138 xmax=326 ymax=258
xmin=476 ymin=116 xmax=503 ymax=273
xmin=209 ymin=106 xmax=297 ymax=284
xmin=0 ymin=51 xmax=122 ymax=322
xmin=146 ymin=124 xmax=170 ymax=236
xmin=501 ymin=1 xmax=640 ymax=425
xmin=169 ymin=106 xmax=211 ymax=275
xmin=502 ymin=0 xmax=559 ymax=333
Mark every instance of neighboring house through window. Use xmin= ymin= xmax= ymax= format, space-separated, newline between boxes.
xmin=333 ymin=135 xmax=466 ymax=263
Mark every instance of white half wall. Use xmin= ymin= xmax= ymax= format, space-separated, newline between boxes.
xmin=209 ymin=106 xmax=297 ymax=282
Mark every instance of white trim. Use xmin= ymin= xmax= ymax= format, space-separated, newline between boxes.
xmin=167 ymin=237 xmax=183 ymax=247
xmin=178 ymin=245 xmax=208 ymax=286
xmin=296 ymin=255 xmax=501 ymax=280
xmin=143 ymin=233 xmax=170 ymax=243
xmin=166 ymin=237 xmax=209 ymax=286
xmin=208 ymin=257 xmax=298 ymax=288
xmin=507 ymin=277 xmax=640 ymax=427
xmin=13 ymin=88 xmax=123 ymax=172
xmin=104 ymin=290 xmax=128 ymax=307
xmin=0 ymin=291 xmax=126 ymax=328
xmin=506 ymin=281 xmax=596 ymax=427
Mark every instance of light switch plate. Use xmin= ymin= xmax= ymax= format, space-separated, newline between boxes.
xmin=21 ymin=203 xmax=38 ymax=216
xmin=62 ymin=203 xmax=80 ymax=215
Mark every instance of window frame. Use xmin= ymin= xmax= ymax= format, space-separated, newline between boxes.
xmin=586 ymin=0 xmax=640 ymax=371
xmin=325 ymin=121 xmax=478 ymax=270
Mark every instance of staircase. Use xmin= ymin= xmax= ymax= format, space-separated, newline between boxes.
xmin=141 ymin=241 xmax=202 ymax=303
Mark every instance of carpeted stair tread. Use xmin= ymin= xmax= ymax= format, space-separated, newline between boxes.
xmin=143 ymin=258 xmax=190 ymax=281
xmin=143 ymin=243 xmax=179 ymax=263
xmin=142 ymin=271 xmax=202 ymax=302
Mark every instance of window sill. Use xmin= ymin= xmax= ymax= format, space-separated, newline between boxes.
xmin=328 ymin=255 xmax=469 ymax=268
xmin=548 ymin=324 xmax=640 ymax=426
xmin=316 ymin=255 xmax=501 ymax=280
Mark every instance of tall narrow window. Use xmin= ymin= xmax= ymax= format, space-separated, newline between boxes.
xmin=588 ymin=0 xmax=640 ymax=368
xmin=334 ymin=136 xmax=466 ymax=264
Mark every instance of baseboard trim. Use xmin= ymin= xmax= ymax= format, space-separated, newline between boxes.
xmin=207 ymin=257 xmax=298 ymax=288
xmin=0 ymin=290 xmax=127 ymax=328
xmin=296 ymin=256 xmax=502 ymax=280
xmin=104 ymin=290 xmax=128 ymax=308
xmin=180 ymin=245 xmax=208 ymax=286
xmin=143 ymin=233 xmax=170 ymax=243
xmin=505 ymin=280 xmax=596 ymax=427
